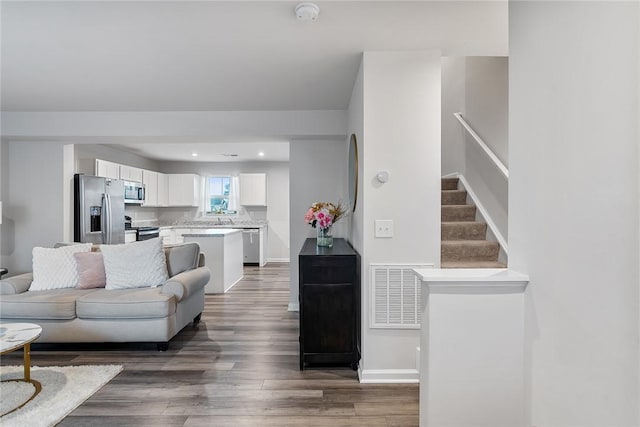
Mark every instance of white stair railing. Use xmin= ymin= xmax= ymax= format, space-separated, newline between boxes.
xmin=454 ymin=112 xmax=509 ymax=180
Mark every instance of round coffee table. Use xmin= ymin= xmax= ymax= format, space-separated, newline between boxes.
xmin=0 ymin=323 xmax=42 ymax=415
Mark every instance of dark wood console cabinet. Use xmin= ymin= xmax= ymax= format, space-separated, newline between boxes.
xmin=298 ymin=238 xmax=361 ymax=370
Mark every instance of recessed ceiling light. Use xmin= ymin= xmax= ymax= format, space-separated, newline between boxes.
xmin=258 ymin=152 xmax=265 ymax=157
xmin=191 ymin=152 xmax=198 ymax=157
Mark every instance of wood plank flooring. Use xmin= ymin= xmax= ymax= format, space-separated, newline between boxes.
xmin=1 ymin=263 xmax=419 ymax=426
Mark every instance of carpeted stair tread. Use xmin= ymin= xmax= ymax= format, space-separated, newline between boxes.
xmin=441 ymin=190 xmax=467 ymax=205
xmin=441 ymin=205 xmax=476 ymax=221
xmin=440 ymin=176 xmax=506 ymax=268
xmin=441 ymin=177 xmax=459 ymax=191
xmin=441 ymin=261 xmax=507 ymax=269
xmin=441 ymin=221 xmax=487 ymax=240
xmin=441 ymin=240 xmax=500 ymax=262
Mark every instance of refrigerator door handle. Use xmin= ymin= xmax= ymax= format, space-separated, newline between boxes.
xmin=104 ymin=193 xmax=112 ymax=245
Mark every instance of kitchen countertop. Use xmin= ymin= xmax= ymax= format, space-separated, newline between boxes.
xmin=159 ymin=224 xmax=266 ymax=230
xmin=181 ymin=228 xmax=243 ymax=237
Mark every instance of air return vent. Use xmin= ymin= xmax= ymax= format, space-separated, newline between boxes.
xmin=370 ymin=264 xmax=432 ymax=329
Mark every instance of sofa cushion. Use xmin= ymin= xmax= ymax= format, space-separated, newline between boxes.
xmin=164 ymin=242 xmax=200 ymax=277
xmin=30 ymin=243 xmax=93 ymax=291
xmin=100 ymin=238 xmax=168 ymax=290
xmin=0 ymin=289 xmax=97 ymax=319
xmin=76 ymin=288 xmax=176 ymax=319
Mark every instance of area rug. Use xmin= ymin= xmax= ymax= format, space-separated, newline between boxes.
xmin=0 ymin=365 xmax=123 ymax=426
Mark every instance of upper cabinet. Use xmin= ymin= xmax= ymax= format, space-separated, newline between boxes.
xmin=168 ymin=174 xmax=201 ymax=207
xmin=142 ymin=170 xmax=159 ymax=207
xmin=158 ymin=173 xmax=169 ymax=207
xmin=95 ymin=159 xmax=120 ymax=180
xmin=239 ymin=173 xmax=267 ymax=206
xmin=120 ymin=165 xmax=144 ymax=182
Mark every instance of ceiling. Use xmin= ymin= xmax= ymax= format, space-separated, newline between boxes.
xmin=113 ymin=140 xmax=290 ymax=162
xmin=1 ymin=1 xmax=507 ymax=161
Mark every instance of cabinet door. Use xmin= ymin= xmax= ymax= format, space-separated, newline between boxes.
xmin=142 ymin=170 xmax=158 ymax=207
xmin=168 ymin=174 xmax=200 ymax=206
xmin=239 ymin=173 xmax=267 ymax=206
xmin=302 ymin=283 xmax=354 ymax=353
xmin=157 ymin=173 xmax=169 ymax=207
xmin=95 ymin=159 xmax=120 ymax=180
xmin=120 ymin=165 xmax=143 ymax=182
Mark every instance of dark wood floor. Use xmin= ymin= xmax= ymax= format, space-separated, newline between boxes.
xmin=2 ymin=263 xmax=419 ymax=426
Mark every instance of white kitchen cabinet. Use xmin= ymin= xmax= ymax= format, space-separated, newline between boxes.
xmin=159 ymin=227 xmax=174 ymax=245
xmin=95 ymin=159 xmax=120 ymax=180
xmin=158 ymin=173 xmax=169 ymax=207
xmin=172 ymin=228 xmax=192 ymax=245
xmin=120 ymin=165 xmax=144 ymax=183
xmin=142 ymin=170 xmax=158 ymax=207
xmin=168 ymin=174 xmax=201 ymax=207
xmin=239 ymin=173 xmax=267 ymax=206
xmin=125 ymin=230 xmax=137 ymax=244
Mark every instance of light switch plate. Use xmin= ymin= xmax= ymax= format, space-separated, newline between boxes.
xmin=375 ymin=219 xmax=394 ymax=238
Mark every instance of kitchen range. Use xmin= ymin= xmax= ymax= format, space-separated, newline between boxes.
xmin=125 ymin=216 xmax=160 ymax=241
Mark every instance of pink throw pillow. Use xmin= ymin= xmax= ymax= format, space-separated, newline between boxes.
xmin=74 ymin=252 xmax=107 ymax=289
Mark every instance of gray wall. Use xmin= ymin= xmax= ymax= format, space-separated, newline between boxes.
xmin=75 ymin=144 xmax=161 ymax=173
xmin=289 ymin=139 xmax=348 ymax=309
xmin=510 ymin=2 xmax=638 ymax=425
xmin=3 ymin=142 xmax=69 ymax=273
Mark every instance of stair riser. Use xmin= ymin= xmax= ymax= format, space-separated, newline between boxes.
xmin=441 ymin=178 xmax=459 ymax=191
xmin=441 ymin=223 xmax=487 ymax=240
xmin=441 ymin=191 xmax=467 ymax=205
xmin=441 ymin=206 xmax=476 ymax=221
xmin=441 ymin=243 xmax=500 ymax=262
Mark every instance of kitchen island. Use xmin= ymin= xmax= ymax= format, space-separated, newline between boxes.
xmin=183 ymin=229 xmax=243 ymax=294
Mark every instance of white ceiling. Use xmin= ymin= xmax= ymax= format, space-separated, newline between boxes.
xmin=113 ymin=140 xmax=290 ymax=162
xmin=1 ymin=1 xmax=507 ymax=162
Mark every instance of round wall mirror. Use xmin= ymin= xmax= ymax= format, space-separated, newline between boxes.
xmin=348 ymin=134 xmax=359 ymax=213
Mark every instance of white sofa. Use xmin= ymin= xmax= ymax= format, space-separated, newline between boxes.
xmin=0 ymin=243 xmax=210 ymax=350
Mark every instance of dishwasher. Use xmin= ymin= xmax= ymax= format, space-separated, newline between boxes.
xmin=242 ymin=229 xmax=260 ymax=265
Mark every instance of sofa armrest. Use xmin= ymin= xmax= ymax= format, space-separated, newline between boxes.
xmin=0 ymin=273 xmax=33 ymax=295
xmin=161 ymin=267 xmax=210 ymax=302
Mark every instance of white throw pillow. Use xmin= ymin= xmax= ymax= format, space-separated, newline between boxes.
xmin=30 ymin=243 xmax=93 ymax=291
xmin=100 ymin=238 xmax=169 ymax=290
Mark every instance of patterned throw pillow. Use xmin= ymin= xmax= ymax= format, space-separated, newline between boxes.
xmin=29 ymin=243 xmax=93 ymax=291
xmin=100 ymin=238 xmax=169 ymax=290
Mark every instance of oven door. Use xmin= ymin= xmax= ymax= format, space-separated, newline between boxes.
xmin=137 ymin=228 xmax=160 ymax=241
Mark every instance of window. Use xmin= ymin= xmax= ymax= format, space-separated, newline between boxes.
xmin=205 ymin=176 xmax=236 ymax=214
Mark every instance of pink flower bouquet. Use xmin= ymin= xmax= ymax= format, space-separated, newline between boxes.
xmin=304 ymin=202 xmax=346 ymax=231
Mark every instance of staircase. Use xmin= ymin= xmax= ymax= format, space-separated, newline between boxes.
xmin=441 ymin=177 xmax=506 ymax=268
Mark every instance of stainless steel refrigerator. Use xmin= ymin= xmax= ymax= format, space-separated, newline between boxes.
xmin=74 ymin=174 xmax=125 ymax=244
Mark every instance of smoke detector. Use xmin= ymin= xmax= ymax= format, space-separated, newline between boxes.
xmin=295 ymin=3 xmax=319 ymax=22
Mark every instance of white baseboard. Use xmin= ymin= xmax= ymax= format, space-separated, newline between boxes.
xmin=268 ymin=258 xmax=290 ymax=263
xmin=288 ymin=303 xmax=299 ymax=312
xmin=358 ymin=369 xmax=420 ymax=384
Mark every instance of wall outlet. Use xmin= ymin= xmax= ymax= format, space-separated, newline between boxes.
xmin=375 ymin=219 xmax=394 ymax=238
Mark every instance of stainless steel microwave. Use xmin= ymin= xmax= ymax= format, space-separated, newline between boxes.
xmin=124 ymin=181 xmax=145 ymax=204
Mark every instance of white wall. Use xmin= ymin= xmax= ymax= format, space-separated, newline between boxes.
xmin=159 ymin=160 xmax=290 ymax=262
xmin=2 ymin=110 xmax=347 ymax=140
xmin=75 ymin=144 xmax=161 ymax=172
xmin=3 ymin=142 xmax=70 ymax=273
xmin=442 ymin=56 xmax=509 ymax=241
xmin=510 ymin=2 xmax=639 ymax=425
xmin=441 ymin=57 xmax=466 ymax=176
xmin=357 ymin=51 xmax=441 ymax=379
xmin=288 ymin=139 xmax=348 ymax=310
xmin=0 ymin=141 xmax=5 ymax=267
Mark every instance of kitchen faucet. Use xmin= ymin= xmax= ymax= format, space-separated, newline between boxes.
xmin=217 ymin=217 xmax=222 ymax=225
xmin=227 ymin=218 xmax=234 ymax=224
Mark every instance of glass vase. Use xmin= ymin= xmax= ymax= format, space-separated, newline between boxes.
xmin=316 ymin=227 xmax=333 ymax=248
